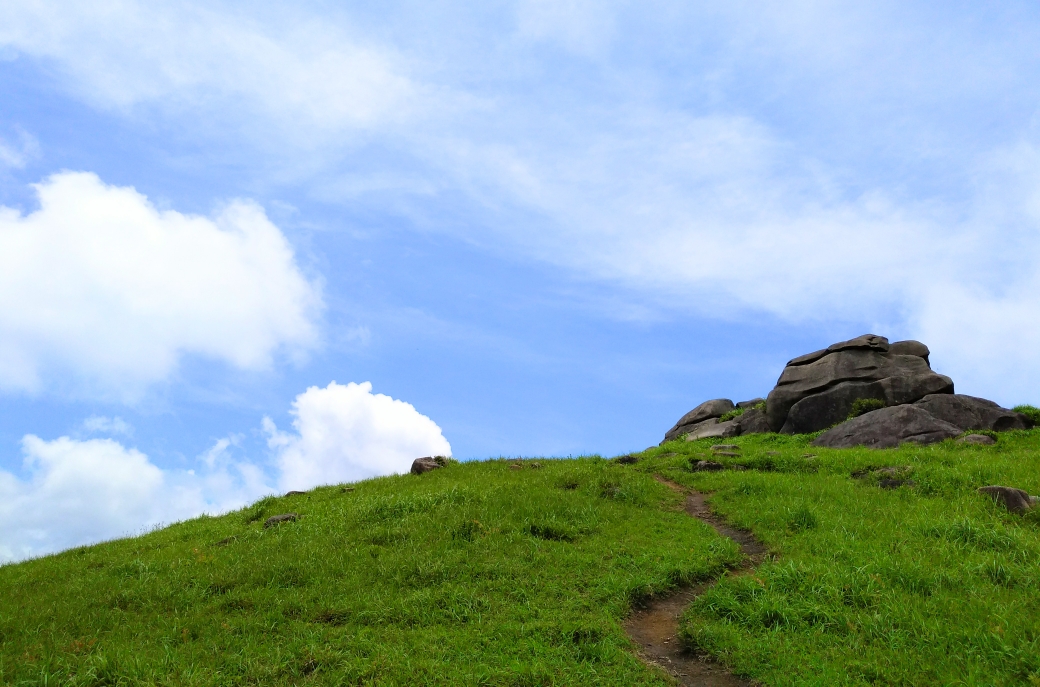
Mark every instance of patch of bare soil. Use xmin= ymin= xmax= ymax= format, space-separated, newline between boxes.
xmin=624 ymin=478 xmax=766 ymax=686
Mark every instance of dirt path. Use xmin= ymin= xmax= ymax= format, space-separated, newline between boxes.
xmin=624 ymin=478 xmax=767 ymax=687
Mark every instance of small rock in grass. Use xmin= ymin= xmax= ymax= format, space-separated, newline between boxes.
xmin=801 ymin=454 xmax=816 ymax=458
xmin=411 ymin=457 xmax=442 ymax=475
xmin=264 ymin=513 xmax=298 ymax=528
xmin=616 ymin=455 xmax=639 ymax=464
xmin=693 ymin=460 xmax=725 ymax=472
xmin=711 ymin=444 xmax=739 ymax=451
xmin=957 ymin=434 xmax=996 ymax=446
xmin=284 ymin=490 xmax=307 ymax=497
xmin=713 ymin=451 xmax=741 ymax=457
xmin=879 ymin=478 xmax=915 ymax=489
xmin=341 ymin=487 xmax=355 ymax=493
xmin=978 ymin=486 xmax=1038 ymax=514
xmin=766 ymin=451 xmax=780 ymax=456
xmin=509 ymin=462 xmax=523 ymax=470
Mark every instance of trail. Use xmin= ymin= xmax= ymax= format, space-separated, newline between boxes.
xmin=624 ymin=478 xmax=766 ymax=687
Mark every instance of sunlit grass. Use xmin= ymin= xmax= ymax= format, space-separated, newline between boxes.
xmin=0 ymin=457 xmax=737 ymax=686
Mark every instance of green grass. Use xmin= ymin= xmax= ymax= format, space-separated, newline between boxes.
xmin=4 ymin=433 xmax=1040 ymax=686
xmin=0 ymin=457 xmax=739 ymax=686
xmin=636 ymin=431 xmax=1040 ymax=686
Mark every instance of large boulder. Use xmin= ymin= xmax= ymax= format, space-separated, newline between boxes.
xmin=766 ymin=335 xmax=953 ymax=433
xmin=663 ymin=399 xmax=734 ymax=442
xmin=683 ymin=418 xmax=741 ymax=441
xmin=736 ymin=407 xmax=771 ymax=434
xmin=811 ymin=405 xmax=962 ymax=449
xmin=913 ymin=394 xmax=1033 ymax=432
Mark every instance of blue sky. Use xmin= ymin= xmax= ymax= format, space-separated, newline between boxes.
xmin=1 ymin=1 xmax=1039 ymax=561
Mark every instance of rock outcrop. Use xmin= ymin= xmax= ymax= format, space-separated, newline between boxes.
xmin=411 ymin=456 xmax=450 ymax=475
xmin=812 ymin=405 xmax=962 ymax=449
xmin=913 ymin=394 xmax=1032 ymax=432
xmin=766 ymin=334 xmax=953 ymax=434
xmin=663 ymin=399 xmax=735 ymax=442
xmin=662 ymin=333 xmax=1031 ymax=448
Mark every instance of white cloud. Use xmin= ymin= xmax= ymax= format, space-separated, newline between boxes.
xmin=0 ymin=2 xmax=415 ymax=146
xmin=0 ymin=381 xmax=450 ymax=563
xmin=0 ymin=434 xmax=273 ymax=563
xmin=0 ymin=171 xmax=321 ymax=397
xmin=265 ymin=381 xmax=451 ymax=491
xmin=81 ymin=415 xmax=133 ymax=437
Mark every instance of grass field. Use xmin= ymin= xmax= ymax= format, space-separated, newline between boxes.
xmin=2 ymin=430 xmax=1039 ymax=686
xmin=0 ymin=458 xmax=739 ymax=686
xmin=638 ymin=431 xmax=1040 ymax=686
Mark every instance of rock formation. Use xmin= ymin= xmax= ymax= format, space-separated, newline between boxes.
xmin=766 ymin=334 xmax=953 ymax=434
xmin=662 ymin=333 xmax=1034 ymax=448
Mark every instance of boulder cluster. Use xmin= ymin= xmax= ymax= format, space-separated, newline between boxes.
xmin=663 ymin=334 xmax=1034 ymax=449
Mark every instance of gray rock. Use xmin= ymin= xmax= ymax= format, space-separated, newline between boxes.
xmin=663 ymin=399 xmax=735 ymax=442
xmin=736 ymin=407 xmax=772 ymax=434
xmin=781 ymin=380 xmax=888 ymax=434
xmin=889 ymin=340 xmax=930 ymax=364
xmin=957 ymin=433 xmax=996 ymax=445
xmin=616 ymin=454 xmax=639 ymax=464
xmin=811 ymin=405 xmax=962 ymax=449
xmin=284 ymin=490 xmax=307 ymax=497
xmin=736 ymin=398 xmax=765 ymax=408
xmin=411 ymin=457 xmax=443 ymax=475
xmin=693 ymin=460 xmax=725 ymax=472
xmin=711 ymin=444 xmax=739 ymax=451
xmin=264 ymin=513 xmax=298 ymax=528
xmin=913 ymin=394 xmax=1032 ymax=432
xmin=684 ymin=418 xmax=741 ymax=441
xmin=978 ymin=486 xmax=1038 ymax=514
xmin=766 ymin=334 xmax=953 ymax=432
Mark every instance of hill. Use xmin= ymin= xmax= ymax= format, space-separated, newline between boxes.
xmin=2 ymin=430 xmax=1040 ymax=685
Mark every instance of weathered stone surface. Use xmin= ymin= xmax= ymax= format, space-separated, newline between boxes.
xmin=693 ymin=460 xmax=725 ymax=472
xmin=889 ymin=340 xmax=930 ymax=363
xmin=284 ymin=490 xmax=307 ymax=497
xmin=663 ymin=399 xmax=735 ymax=442
xmin=826 ymin=334 xmax=890 ymax=354
xmin=766 ymin=333 xmax=953 ymax=432
xmin=711 ymin=444 xmax=739 ymax=451
xmin=737 ymin=407 xmax=772 ymax=435
xmin=957 ymin=434 xmax=997 ymax=445
xmin=411 ymin=457 xmax=442 ymax=475
xmin=914 ymin=394 xmax=1032 ymax=432
xmin=684 ymin=419 xmax=741 ymax=441
xmin=811 ymin=405 xmax=961 ymax=449
xmin=264 ymin=513 xmax=298 ymax=528
xmin=978 ymin=486 xmax=1038 ymax=514
xmin=736 ymin=398 xmax=765 ymax=408
xmin=781 ymin=381 xmax=887 ymax=434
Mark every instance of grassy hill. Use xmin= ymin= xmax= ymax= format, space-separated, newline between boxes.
xmin=2 ymin=430 xmax=1040 ymax=686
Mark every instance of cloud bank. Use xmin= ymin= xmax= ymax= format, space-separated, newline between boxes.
xmin=0 ymin=381 xmax=450 ymax=563
xmin=0 ymin=172 xmax=321 ymax=397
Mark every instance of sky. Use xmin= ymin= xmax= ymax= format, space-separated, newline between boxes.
xmin=1 ymin=0 xmax=1039 ymax=562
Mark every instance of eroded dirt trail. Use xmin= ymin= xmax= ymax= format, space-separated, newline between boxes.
xmin=624 ymin=479 xmax=766 ymax=687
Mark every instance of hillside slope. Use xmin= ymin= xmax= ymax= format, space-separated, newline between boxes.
xmin=0 ymin=458 xmax=739 ymax=685
xmin=3 ymin=430 xmax=1040 ymax=686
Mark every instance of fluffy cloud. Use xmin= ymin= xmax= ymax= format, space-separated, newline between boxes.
xmin=0 ymin=381 xmax=451 ymax=562
xmin=265 ymin=381 xmax=452 ymax=491
xmin=0 ymin=434 xmax=272 ymax=563
xmin=0 ymin=171 xmax=321 ymax=396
